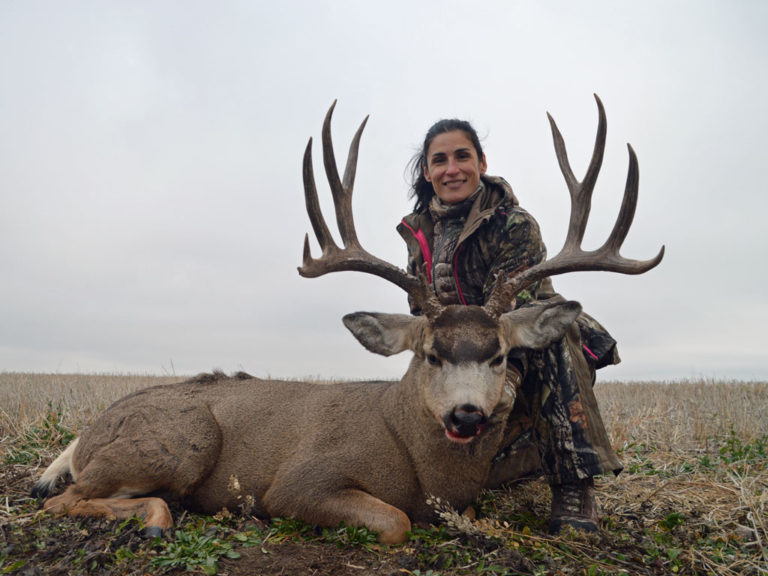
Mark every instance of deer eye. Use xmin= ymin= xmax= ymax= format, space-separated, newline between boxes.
xmin=490 ymin=355 xmax=506 ymax=368
xmin=427 ymin=353 xmax=442 ymax=367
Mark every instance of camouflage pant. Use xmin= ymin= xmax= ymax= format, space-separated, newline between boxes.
xmin=487 ymin=308 xmax=623 ymax=487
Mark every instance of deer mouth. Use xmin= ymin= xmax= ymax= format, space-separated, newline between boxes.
xmin=442 ymin=405 xmax=488 ymax=444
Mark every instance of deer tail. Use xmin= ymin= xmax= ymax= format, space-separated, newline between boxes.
xmin=30 ymin=437 xmax=80 ymax=499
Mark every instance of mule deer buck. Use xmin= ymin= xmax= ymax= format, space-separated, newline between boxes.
xmin=32 ymin=96 xmax=663 ymax=544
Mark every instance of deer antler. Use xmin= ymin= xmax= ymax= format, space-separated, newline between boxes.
xmin=490 ymin=94 xmax=665 ymax=309
xmin=299 ymin=101 xmax=440 ymax=315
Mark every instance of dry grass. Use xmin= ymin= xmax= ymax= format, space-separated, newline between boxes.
xmin=3 ymin=373 xmax=764 ymax=459
xmin=596 ymin=378 xmax=768 ymax=448
xmin=0 ymin=372 xmax=185 ymax=439
xmin=1 ymin=373 xmax=767 ymax=575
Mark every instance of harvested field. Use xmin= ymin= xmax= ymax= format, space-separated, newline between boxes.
xmin=1 ymin=373 xmax=767 ymax=575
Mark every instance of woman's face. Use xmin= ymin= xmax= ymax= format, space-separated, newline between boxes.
xmin=423 ymin=130 xmax=487 ymax=205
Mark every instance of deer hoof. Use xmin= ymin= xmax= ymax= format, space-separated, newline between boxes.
xmin=143 ymin=526 xmax=165 ymax=539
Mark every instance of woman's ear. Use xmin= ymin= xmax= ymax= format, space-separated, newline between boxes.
xmin=423 ymin=162 xmax=432 ymax=183
xmin=480 ymin=154 xmax=488 ymax=174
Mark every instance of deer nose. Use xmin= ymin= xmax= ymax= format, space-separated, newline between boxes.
xmin=443 ymin=404 xmax=488 ymax=440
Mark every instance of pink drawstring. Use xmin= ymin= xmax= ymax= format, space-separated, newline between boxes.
xmin=583 ymin=345 xmax=599 ymax=361
xmin=400 ymin=220 xmax=433 ymax=283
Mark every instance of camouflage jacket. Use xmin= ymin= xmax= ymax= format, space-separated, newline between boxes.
xmin=396 ymin=174 xmax=620 ymax=369
xmin=397 ymin=174 xmax=546 ymax=312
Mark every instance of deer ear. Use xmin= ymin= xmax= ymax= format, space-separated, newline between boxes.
xmin=343 ymin=312 xmax=426 ymax=357
xmin=500 ymin=300 xmax=582 ymax=350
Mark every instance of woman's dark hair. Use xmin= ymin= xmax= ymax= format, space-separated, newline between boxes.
xmin=407 ymin=118 xmax=485 ymax=213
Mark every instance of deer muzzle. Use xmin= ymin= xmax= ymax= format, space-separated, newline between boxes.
xmin=443 ymin=404 xmax=488 ymax=443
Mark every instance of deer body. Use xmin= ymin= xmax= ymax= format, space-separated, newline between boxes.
xmin=36 ymin=305 xmax=578 ymax=543
xmin=71 ymin=376 xmax=491 ymax=530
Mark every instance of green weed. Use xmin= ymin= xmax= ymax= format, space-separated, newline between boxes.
xmin=151 ymin=524 xmax=242 ymax=575
xmin=322 ymin=524 xmax=379 ymax=550
xmin=266 ymin=517 xmax=379 ymax=551
xmin=267 ymin=516 xmax=317 ymax=541
xmin=4 ymin=401 xmax=75 ymax=465
xmin=718 ymin=425 xmax=767 ymax=469
xmin=658 ymin=511 xmax=685 ymax=531
xmin=619 ymin=440 xmax=664 ymax=476
xmin=0 ymin=559 xmax=27 ymax=574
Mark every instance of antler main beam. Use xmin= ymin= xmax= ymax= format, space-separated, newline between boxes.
xmin=503 ymin=94 xmax=665 ymax=298
xmin=299 ymin=101 xmax=436 ymax=308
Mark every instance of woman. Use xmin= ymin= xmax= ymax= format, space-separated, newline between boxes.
xmin=396 ymin=119 xmax=622 ymax=534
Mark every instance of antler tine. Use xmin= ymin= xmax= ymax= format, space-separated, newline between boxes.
xmin=603 ymin=143 xmax=644 ymax=254
xmin=342 ymin=120 xmax=367 ymax=194
xmin=502 ymin=96 xmax=664 ymax=300
xmin=299 ymin=102 xmax=431 ymax=304
xmin=604 ymin=143 xmax=639 ymax=254
xmin=599 ymin=143 xmax=665 ymax=271
xmin=547 ymin=93 xmax=606 ymax=249
xmin=302 ymin=137 xmax=336 ymax=258
xmin=321 ymin=101 xmax=368 ymax=248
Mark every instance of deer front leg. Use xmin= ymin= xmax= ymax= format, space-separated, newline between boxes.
xmin=266 ymin=486 xmax=411 ymax=545
xmin=319 ymin=488 xmax=412 ymax=545
xmin=43 ymin=485 xmax=174 ymax=537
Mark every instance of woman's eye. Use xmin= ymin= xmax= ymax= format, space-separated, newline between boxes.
xmin=427 ymin=354 xmax=442 ymax=367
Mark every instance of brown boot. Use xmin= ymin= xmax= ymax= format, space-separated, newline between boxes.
xmin=549 ymin=478 xmax=599 ymax=533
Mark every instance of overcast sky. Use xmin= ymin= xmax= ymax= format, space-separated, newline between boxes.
xmin=1 ymin=1 xmax=766 ymax=381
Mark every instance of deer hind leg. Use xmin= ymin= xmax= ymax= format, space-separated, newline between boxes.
xmin=41 ymin=451 xmax=182 ymax=535
xmin=43 ymin=484 xmax=174 ymax=536
xmin=41 ymin=459 xmax=207 ymax=536
xmin=41 ymin=403 xmax=222 ymax=535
